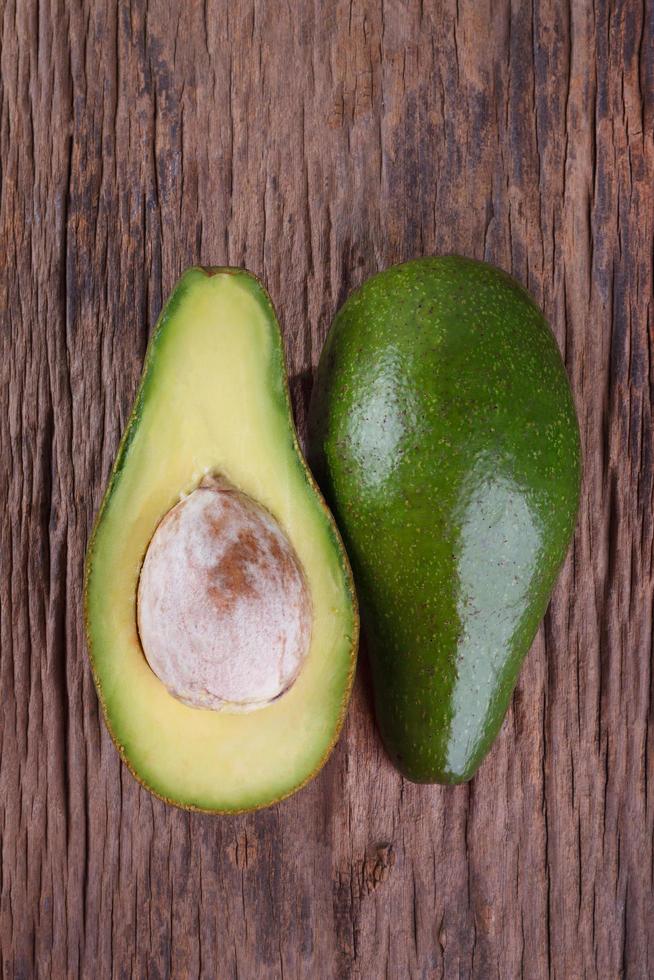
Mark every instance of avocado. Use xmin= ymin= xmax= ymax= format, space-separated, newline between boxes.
xmin=308 ymin=256 xmax=580 ymax=783
xmin=85 ymin=268 xmax=358 ymax=812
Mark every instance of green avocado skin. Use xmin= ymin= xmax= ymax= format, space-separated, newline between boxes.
xmin=308 ymin=256 xmax=581 ymax=784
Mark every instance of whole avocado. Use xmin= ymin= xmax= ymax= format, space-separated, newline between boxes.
xmin=308 ymin=256 xmax=580 ymax=783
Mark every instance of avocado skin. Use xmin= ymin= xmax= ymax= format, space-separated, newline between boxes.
xmin=308 ymin=256 xmax=580 ymax=784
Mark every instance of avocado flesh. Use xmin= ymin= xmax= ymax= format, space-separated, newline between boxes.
xmin=309 ymin=256 xmax=580 ymax=784
xmin=85 ymin=268 xmax=357 ymax=812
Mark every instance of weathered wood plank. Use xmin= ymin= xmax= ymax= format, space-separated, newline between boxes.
xmin=1 ymin=1 xmax=652 ymax=977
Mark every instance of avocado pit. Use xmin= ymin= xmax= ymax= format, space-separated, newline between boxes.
xmin=137 ymin=476 xmax=312 ymax=712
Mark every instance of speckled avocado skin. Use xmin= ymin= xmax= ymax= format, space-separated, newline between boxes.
xmin=308 ymin=256 xmax=581 ymax=784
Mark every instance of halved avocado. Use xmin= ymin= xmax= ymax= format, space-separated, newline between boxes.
xmin=85 ymin=268 xmax=358 ymax=813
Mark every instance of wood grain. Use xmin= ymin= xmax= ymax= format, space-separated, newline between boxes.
xmin=1 ymin=1 xmax=652 ymax=977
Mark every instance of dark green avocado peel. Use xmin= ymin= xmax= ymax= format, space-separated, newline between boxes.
xmin=308 ymin=255 xmax=581 ymax=784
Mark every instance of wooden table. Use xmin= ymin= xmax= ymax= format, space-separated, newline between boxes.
xmin=2 ymin=2 xmax=652 ymax=977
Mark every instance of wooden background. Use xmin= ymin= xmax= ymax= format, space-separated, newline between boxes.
xmin=2 ymin=1 xmax=653 ymax=977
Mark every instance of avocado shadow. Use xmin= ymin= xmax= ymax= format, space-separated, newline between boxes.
xmin=288 ymin=366 xmax=314 ymax=449
xmin=351 ymin=627 xmax=377 ymax=733
xmin=288 ymin=365 xmax=378 ymax=736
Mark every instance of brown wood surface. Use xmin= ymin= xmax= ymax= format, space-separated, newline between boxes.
xmin=1 ymin=1 xmax=653 ymax=977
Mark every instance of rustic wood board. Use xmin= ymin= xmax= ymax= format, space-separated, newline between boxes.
xmin=2 ymin=1 xmax=652 ymax=977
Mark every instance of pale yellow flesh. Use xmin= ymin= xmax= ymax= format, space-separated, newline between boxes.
xmin=87 ymin=271 xmax=355 ymax=810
